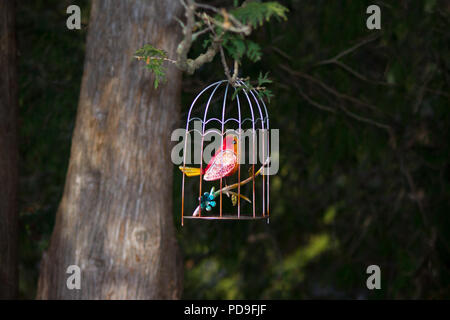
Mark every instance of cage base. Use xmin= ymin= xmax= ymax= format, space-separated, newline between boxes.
xmin=183 ymin=214 xmax=269 ymax=221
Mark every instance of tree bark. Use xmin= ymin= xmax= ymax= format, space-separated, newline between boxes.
xmin=37 ymin=0 xmax=183 ymax=299
xmin=0 ymin=0 xmax=19 ymax=300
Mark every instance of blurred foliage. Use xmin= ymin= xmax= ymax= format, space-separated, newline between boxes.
xmin=176 ymin=0 xmax=450 ymax=299
xmin=17 ymin=0 xmax=449 ymax=299
xmin=16 ymin=0 xmax=89 ymax=298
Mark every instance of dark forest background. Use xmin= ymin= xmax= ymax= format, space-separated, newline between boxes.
xmin=16 ymin=0 xmax=449 ymax=299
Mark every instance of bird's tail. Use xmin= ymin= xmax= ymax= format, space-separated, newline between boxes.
xmin=179 ymin=166 xmax=202 ymax=177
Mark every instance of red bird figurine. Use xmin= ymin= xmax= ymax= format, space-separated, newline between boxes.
xmin=179 ymin=135 xmax=239 ymax=181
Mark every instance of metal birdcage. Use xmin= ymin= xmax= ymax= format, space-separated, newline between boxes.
xmin=180 ymin=80 xmax=271 ymax=225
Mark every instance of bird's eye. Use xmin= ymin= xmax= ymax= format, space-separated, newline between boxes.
xmin=232 ymin=140 xmax=237 ymax=144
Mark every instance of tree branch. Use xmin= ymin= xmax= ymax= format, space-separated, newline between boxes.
xmin=176 ymin=0 xmax=196 ymax=72
xmin=280 ymin=63 xmax=381 ymax=113
xmin=194 ymin=3 xmax=251 ymax=35
xmin=231 ymin=59 xmax=239 ymax=83
xmin=315 ymin=34 xmax=380 ymax=66
xmin=219 ymin=45 xmax=234 ymax=85
xmin=139 ymin=0 xmax=280 ymax=83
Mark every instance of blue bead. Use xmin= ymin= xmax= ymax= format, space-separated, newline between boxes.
xmin=210 ymin=201 xmax=216 ymax=207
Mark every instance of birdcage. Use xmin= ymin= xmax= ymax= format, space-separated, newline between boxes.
xmin=179 ymin=80 xmax=272 ymax=225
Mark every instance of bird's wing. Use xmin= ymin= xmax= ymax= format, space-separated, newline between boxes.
xmin=203 ymin=150 xmax=237 ymax=181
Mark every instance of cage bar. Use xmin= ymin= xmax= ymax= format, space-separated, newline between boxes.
xmin=181 ymin=80 xmax=271 ymax=224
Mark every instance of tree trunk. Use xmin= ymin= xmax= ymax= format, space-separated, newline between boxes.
xmin=0 ymin=0 xmax=19 ymax=299
xmin=37 ymin=0 xmax=183 ymax=299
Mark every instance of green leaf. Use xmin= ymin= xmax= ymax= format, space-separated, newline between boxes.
xmin=223 ymin=36 xmax=262 ymax=63
xmin=223 ymin=35 xmax=246 ymax=60
xmin=135 ymin=44 xmax=168 ymax=89
xmin=258 ymin=72 xmax=272 ymax=86
xmin=135 ymin=44 xmax=167 ymax=59
xmin=246 ymin=41 xmax=262 ymax=62
xmin=231 ymin=75 xmax=274 ymax=102
xmin=203 ymin=37 xmax=212 ymax=49
xmin=231 ymin=1 xmax=289 ymax=28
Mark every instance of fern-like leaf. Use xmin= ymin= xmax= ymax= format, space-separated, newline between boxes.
xmin=135 ymin=44 xmax=168 ymax=89
xmin=223 ymin=35 xmax=246 ymax=60
xmin=246 ymin=41 xmax=262 ymax=62
xmin=231 ymin=1 xmax=288 ymax=28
